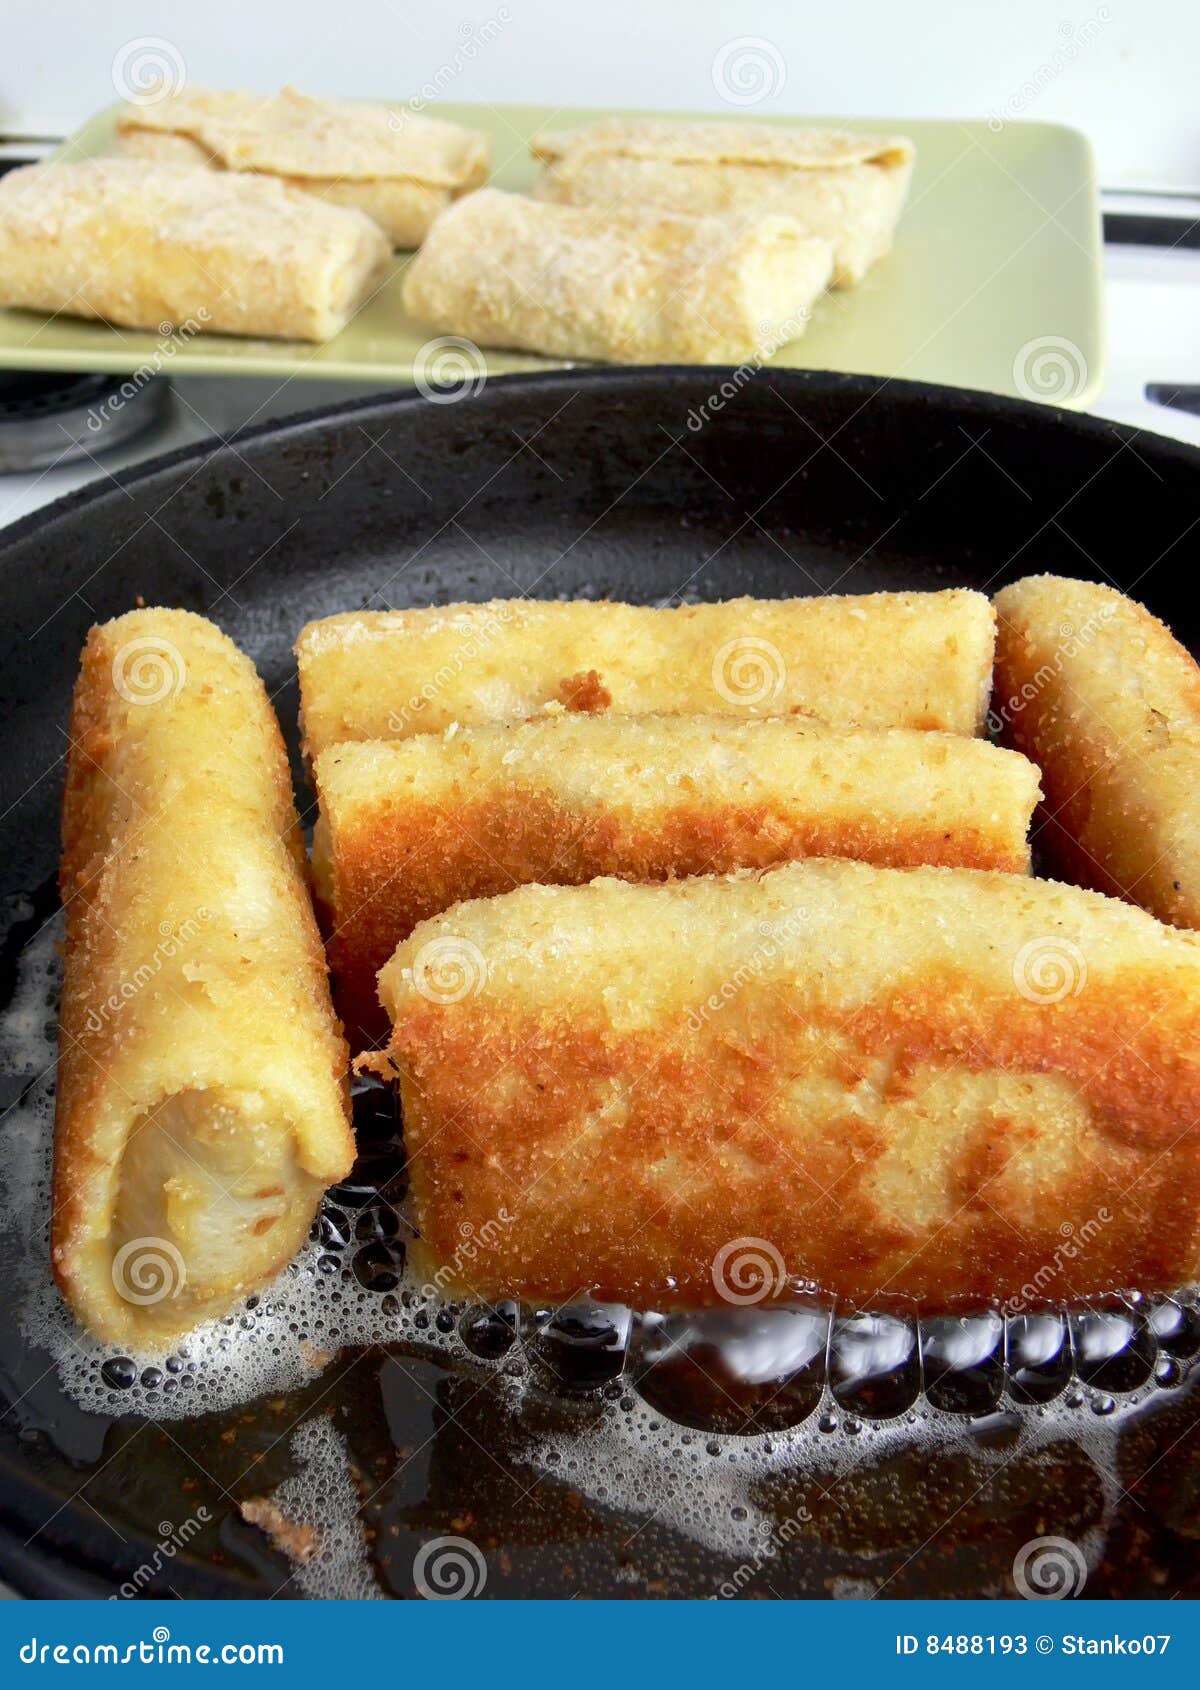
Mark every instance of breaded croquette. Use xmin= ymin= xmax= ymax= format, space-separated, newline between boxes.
xmin=374 ymin=859 xmax=1200 ymax=1309
xmin=296 ymin=590 xmax=997 ymax=758
xmin=314 ymin=713 xmax=1040 ymax=1029
xmin=994 ymin=574 xmax=1200 ymax=930
xmin=54 ymin=610 xmax=354 ymax=1347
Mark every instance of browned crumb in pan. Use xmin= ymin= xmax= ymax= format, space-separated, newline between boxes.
xmin=239 ymin=1497 xmax=319 ymax=1565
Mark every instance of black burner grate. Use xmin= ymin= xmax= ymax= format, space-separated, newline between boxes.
xmin=0 ymin=369 xmax=172 ymax=473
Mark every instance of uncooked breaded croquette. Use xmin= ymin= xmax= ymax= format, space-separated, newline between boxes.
xmin=373 ymin=858 xmax=1200 ymax=1310
xmin=314 ymin=712 xmax=1039 ymax=1030
xmin=296 ymin=590 xmax=997 ymax=758
xmin=994 ymin=574 xmax=1200 ymax=931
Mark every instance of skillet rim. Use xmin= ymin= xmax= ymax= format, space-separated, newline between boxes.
xmin=1 ymin=366 xmax=1199 ymax=567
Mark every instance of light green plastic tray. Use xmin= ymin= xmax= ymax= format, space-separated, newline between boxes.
xmin=0 ymin=104 xmax=1104 ymax=405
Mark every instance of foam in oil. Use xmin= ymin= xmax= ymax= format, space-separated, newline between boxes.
xmin=1 ymin=909 xmax=1196 ymax=1596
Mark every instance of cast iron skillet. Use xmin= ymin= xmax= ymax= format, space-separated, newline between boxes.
xmin=1 ymin=369 xmax=1199 ymax=1601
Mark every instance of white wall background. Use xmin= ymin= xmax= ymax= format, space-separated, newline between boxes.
xmin=1 ymin=0 xmax=1196 ymax=191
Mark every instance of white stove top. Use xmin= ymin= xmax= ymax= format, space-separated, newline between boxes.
xmin=1 ymin=241 xmax=1197 ymax=535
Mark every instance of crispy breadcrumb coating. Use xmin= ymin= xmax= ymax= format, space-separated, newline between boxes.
xmin=297 ymin=591 xmax=996 ymax=758
xmin=994 ymin=574 xmax=1200 ymax=930
xmin=314 ymin=713 xmax=1038 ymax=1032
xmin=54 ymin=610 xmax=353 ymax=1346
xmin=375 ymin=859 xmax=1200 ymax=1309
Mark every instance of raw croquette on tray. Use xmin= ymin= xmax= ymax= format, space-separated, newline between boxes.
xmin=0 ymin=104 xmax=1103 ymax=402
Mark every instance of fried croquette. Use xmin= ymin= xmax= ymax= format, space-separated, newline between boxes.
xmin=297 ymin=590 xmax=997 ymax=759
xmin=994 ymin=574 xmax=1200 ymax=930
xmin=315 ymin=713 xmax=1039 ymax=1030
xmin=373 ymin=858 xmax=1200 ymax=1309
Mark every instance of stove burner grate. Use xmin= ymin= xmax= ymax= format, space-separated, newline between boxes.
xmin=0 ymin=370 xmax=172 ymax=473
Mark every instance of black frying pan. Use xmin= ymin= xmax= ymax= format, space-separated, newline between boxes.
xmin=1 ymin=369 xmax=1199 ymax=1601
